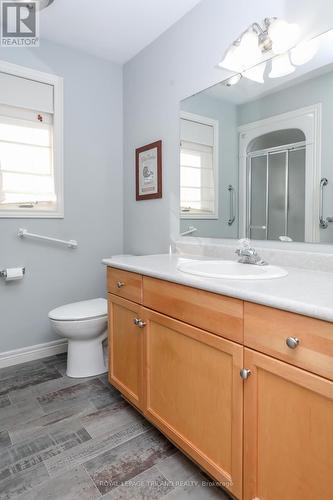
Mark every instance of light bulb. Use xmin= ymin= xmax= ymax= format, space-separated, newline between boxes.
xmin=219 ymin=29 xmax=262 ymax=72
xmin=268 ymin=19 xmax=300 ymax=54
xmin=238 ymin=29 xmax=262 ymax=68
xmin=219 ymin=44 xmax=243 ymax=72
xmin=290 ymin=38 xmax=320 ymax=66
xmin=269 ymin=53 xmax=295 ymax=78
xmin=243 ymin=62 xmax=266 ymax=83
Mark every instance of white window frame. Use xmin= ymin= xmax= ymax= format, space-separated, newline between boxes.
xmin=180 ymin=111 xmax=219 ymax=220
xmin=0 ymin=60 xmax=64 ymax=218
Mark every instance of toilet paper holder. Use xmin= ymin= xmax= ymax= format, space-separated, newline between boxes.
xmin=0 ymin=267 xmax=25 ymax=279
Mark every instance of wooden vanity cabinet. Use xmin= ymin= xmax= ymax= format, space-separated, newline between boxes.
xmin=143 ymin=308 xmax=243 ymax=499
xmin=107 ymin=267 xmax=333 ymax=500
xmin=244 ymin=348 xmax=333 ymax=500
xmin=108 ymin=294 xmax=144 ymax=410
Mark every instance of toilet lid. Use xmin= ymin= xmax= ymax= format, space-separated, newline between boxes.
xmin=49 ymin=298 xmax=107 ymax=321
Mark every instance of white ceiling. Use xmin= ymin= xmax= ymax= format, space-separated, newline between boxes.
xmin=39 ymin=0 xmax=202 ymax=64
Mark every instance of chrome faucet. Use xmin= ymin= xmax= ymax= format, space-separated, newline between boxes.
xmin=235 ymin=239 xmax=268 ymax=266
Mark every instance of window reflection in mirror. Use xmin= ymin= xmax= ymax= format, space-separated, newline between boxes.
xmin=179 ymin=29 xmax=333 ymax=243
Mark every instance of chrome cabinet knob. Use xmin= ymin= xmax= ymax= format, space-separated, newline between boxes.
xmin=133 ymin=318 xmax=146 ymax=329
xmin=116 ymin=281 xmax=125 ymax=288
xmin=240 ymin=368 xmax=251 ymax=380
xmin=286 ymin=336 xmax=300 ymax=349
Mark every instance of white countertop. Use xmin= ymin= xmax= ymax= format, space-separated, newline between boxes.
xmin=102 ymin=254 xmax=333 ymax=323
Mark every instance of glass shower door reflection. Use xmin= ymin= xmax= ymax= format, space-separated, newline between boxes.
xmin=247 ymin=147 xmax=305 ymax=242
xmin=267 ymin=151 xmax=287 ymax=241
xmin=248 ymin=155 xmax=267 ymax=240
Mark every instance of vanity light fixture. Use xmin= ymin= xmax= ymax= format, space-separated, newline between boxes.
xmin=219 ymin=18 xmax=318 ymax=84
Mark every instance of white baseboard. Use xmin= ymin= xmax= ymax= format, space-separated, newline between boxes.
xmin=0 ymin=339 xmax=68 ymax=369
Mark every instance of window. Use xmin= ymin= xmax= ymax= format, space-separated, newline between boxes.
xmin=180 ymin=113 xmax=218 ymax=219
xmin=0 ymin=62 xmax=63 ymax=218
xmin=0 ymin=107 xmax=55 ymax=211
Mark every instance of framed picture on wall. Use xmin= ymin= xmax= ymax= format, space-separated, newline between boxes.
xmin=136 ymin=140 xmax=162 ymax=200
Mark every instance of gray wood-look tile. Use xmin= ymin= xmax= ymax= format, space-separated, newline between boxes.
xmin=37 ymin=378 xmax=120 ymax=412
xmin=9 ymin=400 xmax=96 ymax=444
xmin=8 ymin=373 xmax=98 ymax=404
xmin=0 ymin=434 xmax=55 ymax=481
xmin=102 ymin=465 xmax=174 ymax=500
xmin=0 ymin=360 xmax=47 ymax=379
xmin=0 ymin=361 xmax=62 ymax=396
xmin=161 ymin=474 xmax=230 ymax=499
xmin=0 ymin=462 xmax=49 ymax=500
xmin=80 ymin=398 xmax=145 ymax=438
xmin=0 ymin=430 xmax=11 ymax=449
xmin=45 ymin=419 xmax=152 ymax=477
xmin=84 ymin=428 xmax=176 ymax=495
xmin=16 ymin=465 xmax=101 ymax=500
xmin=0 ymin=354 xmax=231 ymax=500
xmin=0 ymin=394 xmax=11 ymax=408
xmin=0 ymin=423 xmax=91 ymax=482
xmin=0 ymin=400 xmax=44 ymax=430
xmin=98 ymin=373 xmax=109 ymax=386
xmin=156 ymin=451 xmax=199 ymax=484
xmin=42 ymin=353 xmax=67 ymax=369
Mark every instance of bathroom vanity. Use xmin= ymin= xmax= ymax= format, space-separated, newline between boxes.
xmin=104 ymin=254 xmax=333 ymax=500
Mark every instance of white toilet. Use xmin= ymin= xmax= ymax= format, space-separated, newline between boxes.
xmin=49 ymin=298 xmax=108 ymax=378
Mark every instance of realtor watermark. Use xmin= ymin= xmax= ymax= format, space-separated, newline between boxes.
xmin=1 ymin=1 xmax=40 ymax=46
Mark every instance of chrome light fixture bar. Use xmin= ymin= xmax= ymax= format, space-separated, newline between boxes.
xmin=220 ymin=18 xmax=319 ymax=85
xmin=16 ymin=0 xmax=55 ymax=11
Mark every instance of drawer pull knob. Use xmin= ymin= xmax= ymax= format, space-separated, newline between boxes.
xmin=116 ymin=281 xmax=125 ymax=288
xmin=240 ymin=368 xmax=251 ymax=380
xmin=133 ymin=318 xmax=146 ymax=329
xmin=286 ymin=336 xmax=300 ymax=349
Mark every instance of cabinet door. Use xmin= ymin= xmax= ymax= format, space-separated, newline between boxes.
xmin=244 ymin=348 xmax=333 ymax=500
xmin=143 ymin=308 xmax=243 ymax=499
xmin=108 ymin=294 xmax=144 ymax=410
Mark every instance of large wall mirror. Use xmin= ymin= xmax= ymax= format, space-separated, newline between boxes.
xmin=179 ymin=29 xmax=333 ymax=244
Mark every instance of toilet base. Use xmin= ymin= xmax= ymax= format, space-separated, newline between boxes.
xmin=66 ymin=330 xmax=107 ymax=378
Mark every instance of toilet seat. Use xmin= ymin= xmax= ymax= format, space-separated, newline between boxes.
xmin=49 ymin=298 xmax=107 ymax=321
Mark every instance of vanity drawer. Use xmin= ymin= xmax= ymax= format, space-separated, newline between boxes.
xmin=107 ymin=267 xmax=142 ymax=303
xmin=244 ymin=302 xmax=333 ymax=380
xmin=143 ymin=277 xmax=243 ymax=343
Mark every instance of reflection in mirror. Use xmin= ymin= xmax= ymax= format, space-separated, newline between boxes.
xmin=179 ymin=29 xmax=333 ymax=243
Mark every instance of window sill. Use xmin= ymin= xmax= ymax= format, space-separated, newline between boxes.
xmin=0 ymin=210 xmax=64 ymax=219
xmin=180 ymin=214 xmax=218 ymax=220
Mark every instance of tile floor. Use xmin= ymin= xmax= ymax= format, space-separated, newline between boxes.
xmin=0 ymin=353 xmax=231 ymax=500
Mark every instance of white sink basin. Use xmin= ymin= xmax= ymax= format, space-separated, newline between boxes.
xmin=177 ymin=260 xmax=288 ymax=280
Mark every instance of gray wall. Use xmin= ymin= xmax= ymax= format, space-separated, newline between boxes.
xmin=180 ymin=93 xmax=238 ymax=238
xmin=238 ymin=69 xmax=333 ymax=242
xmin=123 ymin=0 xmax=333 ymax=254
xmin=0 ymin=40 xmax=123 ymax=352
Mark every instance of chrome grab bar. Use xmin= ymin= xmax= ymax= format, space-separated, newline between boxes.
xmin=180 ymin=226 xmax=197 ymax=236
xmin=227 ymin=185 xmax=236 ymax=226
xmin=319 ymin=178 xmax=333 ymax=229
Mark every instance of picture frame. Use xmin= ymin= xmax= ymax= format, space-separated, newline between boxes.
xmin=135 ymin=140 xmax=162 ymax=200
